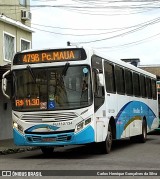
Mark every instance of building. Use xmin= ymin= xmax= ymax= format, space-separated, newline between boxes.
xmin=0 ymin=0 xmax=33 ymax=140
xmin=139 ymin=64 xmax=160 ymax=80
xmin=121 ymin=58 xmax=140 ymax=67
xmin=121 ymin=58 xmax=160 ymax=79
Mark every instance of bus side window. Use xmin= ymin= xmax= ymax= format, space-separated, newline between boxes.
xmin=146 ymin=77 xmax=152 ymax=99
xmin=151 ymin=79 xmax=157 ymax=100
xmin=125 ymin=69 xmax=133 ymax=96
xmin=115 ymin=65 xmax=125 ymax=95
xmin=104 ymin=61 xmax=116 ymax=93
xmin=133 ymin=72 xmax=140 ymax=97
xmin=92 ymin=69 xmax=104 ymax=111
xmin=140 ymin=75 xmax=147 ymax=98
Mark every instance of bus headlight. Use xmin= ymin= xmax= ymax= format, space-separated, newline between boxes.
xmin=75 ymin=118 xmax=92 ymax=132
xmin=76 ymin=121 xmax=84 ymax=132
xmin=85 ymin=118 xmax=91 ymax=125
xmin=13 ymin=122 xmax=24 ymax=134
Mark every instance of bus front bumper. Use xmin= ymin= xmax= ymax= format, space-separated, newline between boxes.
xmin=13 ymin=126 xmax=95 ymax=146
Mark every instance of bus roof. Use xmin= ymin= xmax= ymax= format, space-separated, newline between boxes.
xmin=92 ymin=48 xmax=157 ymax=79
xmin=14 ymin=46 xmax=157 ymax=79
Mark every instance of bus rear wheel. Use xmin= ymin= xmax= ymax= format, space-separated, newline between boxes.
xmin=101 ymin=124 xmax=112 ymax=154
xmin=40 ymin=146 xmax=54 ymax=155
xmin=138 ymin=120 xmax=147 ymax=143
xmin=130 ymin=120 xmax=147 ymax=143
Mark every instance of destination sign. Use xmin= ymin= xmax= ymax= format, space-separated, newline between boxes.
xmin=13 ymin=48 xmax=87 ymax=65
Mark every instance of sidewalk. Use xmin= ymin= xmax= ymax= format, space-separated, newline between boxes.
xmin=0 ymin=139 xmax=38 ymax=155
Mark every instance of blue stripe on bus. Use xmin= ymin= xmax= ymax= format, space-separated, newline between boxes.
xmin=13 ymin=125 xmax=95 ymax=146
xmin=115 ymin=101 xmax=156 ymax=139
xmin=26 ymin=124 xmax=60 ymax=132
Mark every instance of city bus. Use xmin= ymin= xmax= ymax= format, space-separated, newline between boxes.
xmin=2 ymin=47 xmax=159 ymax=154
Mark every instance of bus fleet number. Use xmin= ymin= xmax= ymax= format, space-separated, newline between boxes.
xmin=23 ymin=54 xmax=40 ymax=63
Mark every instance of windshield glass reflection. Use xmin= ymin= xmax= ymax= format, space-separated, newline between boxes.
xmin=12 ymin=65 xmax=92 ymax=111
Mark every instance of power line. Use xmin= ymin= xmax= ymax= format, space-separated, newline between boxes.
xmin=30 ymin=16 xmax=160 ymax=33
xmin=95 ymin=32 xmax=160 ymax=50
xmin=0 ymin=4 xmax=160 ymax=8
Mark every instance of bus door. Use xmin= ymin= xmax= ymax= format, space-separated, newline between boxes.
xmin=92 ymin=56 xmax=105 ymax=142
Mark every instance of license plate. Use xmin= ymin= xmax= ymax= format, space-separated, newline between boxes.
xmin=42 ymin=137 xmax=56 ymax=142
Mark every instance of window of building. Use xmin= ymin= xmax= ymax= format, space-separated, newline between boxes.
xmin=19 ymin=0 xmax=27 ymax=6
xmin=115 ymin=65 xmax=125 ymax=94
xmin=21 ymin=39 xmax=31 ymax=51
xmin=125 ymin=69 xmax=133 ymax=95
xmin=104 ymin=61 xmax=116 ymax=93
xmin=133 ymin=72 xmax=140 ymax=97
xmin=4 ymin=32 xmax=15 ymax=62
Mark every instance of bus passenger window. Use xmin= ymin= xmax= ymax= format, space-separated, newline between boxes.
xmin=104 ymin=61 xmax=116 ymax=93
xmin=125 ymin=69 xmax=133 ymax=96
xmin=140 ymin=75 xmax=147 ymax=98
xmin=133 ymin=72 xmax=140 ymax=97
xmin=146 ymin=77 xmax=152 ymax=99
xmin=151 ymin=79 xmax=157 ymax=100
xmin=115 ymin=65 xmax=125 ymax=94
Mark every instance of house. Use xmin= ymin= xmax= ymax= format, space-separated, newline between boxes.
xmin=0 ymin=0 xmax=33 ymax=140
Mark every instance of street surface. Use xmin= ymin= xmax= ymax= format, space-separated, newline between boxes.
xmin=0 ymin=131 xmax=160 ymax=178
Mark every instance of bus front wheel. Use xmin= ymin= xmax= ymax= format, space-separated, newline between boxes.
xmin=101 ymin=124 xmax=112 ymax=154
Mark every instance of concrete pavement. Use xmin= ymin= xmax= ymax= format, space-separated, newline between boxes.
xmin=0 ymin=139 xmax=38 ymax=155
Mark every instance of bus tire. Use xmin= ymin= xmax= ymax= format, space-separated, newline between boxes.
xmin=40 ymin=146 xmax=54 ymax=155
xmin=101 ymin=124 xmax=112 ymax=154
xmin=138 ymin=120 xmax=147 ymax=143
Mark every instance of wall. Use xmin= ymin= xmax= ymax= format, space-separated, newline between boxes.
xmin=0 ymin=0 xmax=30 ymax=24
xmin=0 ymin=21 xmax=32 ymax=66
xmin=139 ymin=66 xmax=160 ymax=78
xmin=0 ymin=0 xmax=32 ymax=140
xmin=140 ymin=65 xmax=160 ymax=75
xmin=0 ymin=82 xmax=12 ymax=139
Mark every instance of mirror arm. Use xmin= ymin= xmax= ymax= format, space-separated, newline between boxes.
xmin=2 ymin=70 xmax=11 ymax=99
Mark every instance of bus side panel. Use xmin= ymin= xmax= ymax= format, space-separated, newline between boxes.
xmin=115 ymin=100 xmax=157 ymax=139
xmin=147 ymin=99 xmax=159 ymax=131
xmin=116 ymin=95 xmax=131 ymax=139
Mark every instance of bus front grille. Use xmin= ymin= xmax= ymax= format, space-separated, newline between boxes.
xmin=26 ymin=134 xmax=72 ymax=143
xmin=21 ymin=112 xmax=78 ymax=123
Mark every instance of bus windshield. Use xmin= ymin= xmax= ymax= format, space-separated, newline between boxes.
xmin=12 ymin=65 xmax=92 ymax=111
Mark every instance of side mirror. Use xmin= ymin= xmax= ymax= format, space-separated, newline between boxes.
xmin=2 ymin=70 xmax=10 ymax=99
xmin=97 ymin=73 xmax=104 ymax=87
xmin=3 ymin=78 xmax=7 ymax=92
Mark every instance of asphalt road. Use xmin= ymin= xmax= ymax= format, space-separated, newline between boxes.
xmin=0 ymin=131 xmax=160 ymax=178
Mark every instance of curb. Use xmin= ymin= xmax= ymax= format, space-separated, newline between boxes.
xmin=0 ymin=147 xmax=38 ymax=155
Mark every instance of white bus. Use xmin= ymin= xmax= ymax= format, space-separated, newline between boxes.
xmin=2 ymin=47 xmax=159 ymax=154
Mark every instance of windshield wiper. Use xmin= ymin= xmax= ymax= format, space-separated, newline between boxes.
xmin=62 ymin=62 xmax=70 ymax=76
xmin=27 ymin=65 xmax=36 ymax=84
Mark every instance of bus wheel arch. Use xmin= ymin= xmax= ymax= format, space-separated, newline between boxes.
xmin=109 ymin=117 xmax=116 ymax=140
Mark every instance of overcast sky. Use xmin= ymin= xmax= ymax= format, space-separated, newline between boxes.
xmin=30 ymin=0 xmax=160 ymax=65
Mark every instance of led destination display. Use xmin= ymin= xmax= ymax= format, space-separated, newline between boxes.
xmin=13 ymin=48 xmax=87 ymax=65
